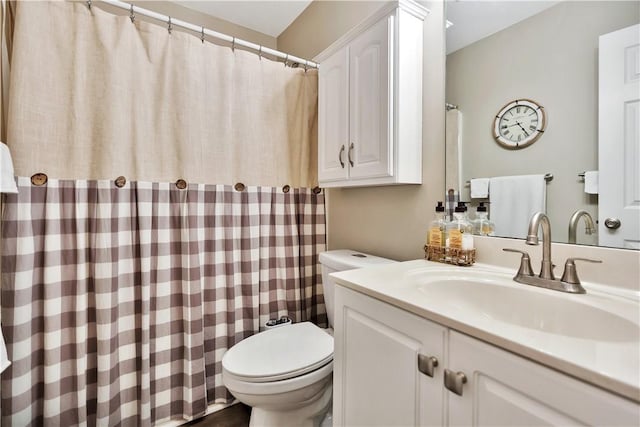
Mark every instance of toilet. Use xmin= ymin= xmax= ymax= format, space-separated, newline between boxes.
xmin=221 ymin=249 xmax=395 ymax=427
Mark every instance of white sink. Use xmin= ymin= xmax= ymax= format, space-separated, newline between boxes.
xmin=405 ymin=267 xmax=639 ymax=342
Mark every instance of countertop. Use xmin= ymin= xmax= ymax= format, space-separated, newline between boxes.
xmin=331 ymin=259 xmax=640 ymax=403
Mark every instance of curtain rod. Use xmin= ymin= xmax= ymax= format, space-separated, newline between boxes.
xmin=89 ymin=0 xmax=319 ymax=70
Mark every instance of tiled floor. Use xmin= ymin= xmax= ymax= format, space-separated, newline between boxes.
xmin=185 ymin=404 xmax=251 ymax=427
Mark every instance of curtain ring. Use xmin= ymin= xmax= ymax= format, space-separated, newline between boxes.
xmin=167 ymin=17 xmax=172 ymax=34
xmin=284 ymin=54 xmax=289 ymax=67
xmin=304 ymin=60 xmax=308 ymax=73
xmin=86 ymin=0 xmax=91 ymax=10
xmin=258 ymin=45 xmax=262 ymax=60
xmin=201 ymin=26 xmax=205 ymax=43
xmin=129 ymin=4 xmax=135 ymax=23
xmin=231 ymin=37 xmax=235 ymax=52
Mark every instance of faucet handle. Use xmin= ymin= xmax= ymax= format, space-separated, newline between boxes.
xmin=560 ymin=258 xmax=602 ymax=285
xmin=502 ymin=248 xmax=534 ymax=277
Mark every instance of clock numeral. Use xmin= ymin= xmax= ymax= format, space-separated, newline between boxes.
xmin=504 ymin=129 xmax=510 ymax=135
xmin=518 ymin=134 xmax=523 ymax=142
xmin=501 ymin=125 xmax=508 ymax=129
xmin=516 ymin=107 xmax=521 ymax=114
xmin=529 ymin=125 xmax=536 ymax=131
xmin=503 ymin=117 xmax=510 ymax=122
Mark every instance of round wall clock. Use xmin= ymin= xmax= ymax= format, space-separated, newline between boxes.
xmin=493 ymin=99 xmax=546 ymax=149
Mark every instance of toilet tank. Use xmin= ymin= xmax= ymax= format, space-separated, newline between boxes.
xmin=318 ymin=250 xmax=396 ymax=327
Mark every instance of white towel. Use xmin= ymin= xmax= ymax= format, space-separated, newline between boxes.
xmin=1 ymin=325 xmax=10 ymax=373
xmin=489 ymin=175 xmax=546 ymax=239
xmin=0 ymin=143 xmax=18 ymax=193
xmin=470 ymin=178 xmax=490 ymax=198
xmin=584 ymin=171 xmax=598 ymax=194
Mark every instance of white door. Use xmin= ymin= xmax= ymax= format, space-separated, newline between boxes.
xmin=447 ymin=331 xmax=640 ymax=426
xmin=333 ymin=286 xmax=446 ymax=427
xmin=348 ymin=16 xmax=392 ymax=180
xmin=599 ymin=24 xmax=640 ymax=249
xmin=318 ymin=46 xmax=350 ymax=183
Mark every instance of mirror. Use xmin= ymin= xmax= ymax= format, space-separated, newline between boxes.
xmin=445 ymin=0 xmax=639 ymax=249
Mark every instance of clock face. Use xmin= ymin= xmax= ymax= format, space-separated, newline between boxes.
xmin=493 ymin=99 xmax=546 ymax=149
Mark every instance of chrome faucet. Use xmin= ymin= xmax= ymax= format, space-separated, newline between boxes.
xmin=503 ymin=211 xmax=602 ymax=294
xmin=568 ymin=210 xmax=596 ymax=244
xmin=526 ymin=212 xmax=554 ymax=280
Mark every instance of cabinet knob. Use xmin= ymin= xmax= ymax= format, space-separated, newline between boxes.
xmin=417 ymin=354 xmax=438 ymax=378
xmin=604 ymin=218 xmax=621 ymax=229
xmin=348 ymin=142 xmax=354 ymax=167
xmin=444 ymin=368 xmax=467 ymax=396
xmin=339 ymin=145 xmax=345 ymax=168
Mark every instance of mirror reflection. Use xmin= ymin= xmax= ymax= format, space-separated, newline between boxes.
xmin=445 ymin=0 xmax=639 ymax=249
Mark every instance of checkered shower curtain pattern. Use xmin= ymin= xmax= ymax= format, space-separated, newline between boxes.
xmin=0 ymin=177 xmax=326 ymax=426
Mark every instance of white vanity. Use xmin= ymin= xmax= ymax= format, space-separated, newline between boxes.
xmin=330 ymin=247 xmax=640 ymax=426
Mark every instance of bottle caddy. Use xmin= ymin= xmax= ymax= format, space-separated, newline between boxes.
xmin=424 ymin=201 xmax=476 ymax=266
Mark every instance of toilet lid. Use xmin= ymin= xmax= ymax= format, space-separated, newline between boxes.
xmin=222 ymin=322 xmax=334 ymax=382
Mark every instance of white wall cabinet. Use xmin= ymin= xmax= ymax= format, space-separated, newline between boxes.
xmin=316 ymin=1 xmax=427 ymax=188
xmin=334 ymin=286 xmax=640 ymax=426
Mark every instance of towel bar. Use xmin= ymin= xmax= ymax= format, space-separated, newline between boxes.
xmin=465 ymin=173 xmax=553 ymax=186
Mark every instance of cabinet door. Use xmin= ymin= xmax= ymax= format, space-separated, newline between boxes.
xmin=334 ymin=286 xmax=446 ymax=427
xmin=447 ymin=331 xmax=640 ymax=426
xmin=348 ymin=16 xmax=392 ymax=180
xmin=318 ymin=46 xmax=349 ymax=183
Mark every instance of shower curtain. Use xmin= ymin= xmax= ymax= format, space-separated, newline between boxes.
xmin=0 ymin=1 xmax=325 ymax=426
xmin=1 ymin=179 xmax=326 ymax=426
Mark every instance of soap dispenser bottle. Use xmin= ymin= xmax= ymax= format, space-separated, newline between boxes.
xmin=447 ymin=202 xmax=474 ymax=250
xmin=427 ymin=201 xmax=447 ymax=247
xmin=473 ymin=202 xmax=495 ymax=236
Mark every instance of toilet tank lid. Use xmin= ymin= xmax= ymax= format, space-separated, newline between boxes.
xmin=318 ymin=249 xmax=396 ymax=271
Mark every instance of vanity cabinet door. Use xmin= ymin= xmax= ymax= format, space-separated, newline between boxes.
xmin=318 ymin=46 xmax=350 ymax=183
xmin=447 ymin=331 xmax=640 ymax=426
xmin=334 ymin=286 xmax=447 ymax=427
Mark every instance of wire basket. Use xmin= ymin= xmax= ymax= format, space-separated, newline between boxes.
xmin=424 ymin=244 xmax=476 ymax=267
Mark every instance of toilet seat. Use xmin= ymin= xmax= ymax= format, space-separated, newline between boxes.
xmin=222 ymin=322 xmax=334 ymax=383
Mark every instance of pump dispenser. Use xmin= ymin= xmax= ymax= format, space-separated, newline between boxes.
xmin=427 ymin=201 xmax=448 ymax=247
xmin=446 ymin=202 xmax=474 ymax=250
xmin=473 ymin=202 xmax=495 ymax=236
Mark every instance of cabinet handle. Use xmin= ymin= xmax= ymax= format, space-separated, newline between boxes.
xmin=339 ymin=145 xmax=345 ymax=168
xmin=348 ymin=142 xmax=354 ymax=167
xmin=444 ymin=369 xmax=467 ymax=396
xmin=417 ymin=354 xmax=438 ymax=378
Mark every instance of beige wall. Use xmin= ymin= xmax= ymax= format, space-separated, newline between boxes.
xmin=100 ymin=1 xmax=277 ymax=48
xmin=446 ymin=1 xmax=639 ymax=245
xmin=278 ymin=1 xmax=446 ymax=261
